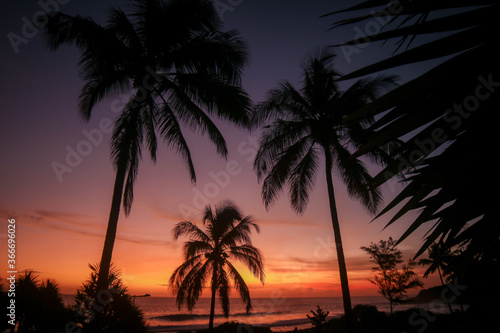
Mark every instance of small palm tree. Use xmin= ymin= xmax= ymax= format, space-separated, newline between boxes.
xmin=44 ymin=0 xmax=251 ymax=291
xmin=169 ymin=201 xmax=265 ymax=332
xmin=419 ymin=242 xmax=454 ymax=313
xmin=252 ymin=48 xmax=397 ymax=332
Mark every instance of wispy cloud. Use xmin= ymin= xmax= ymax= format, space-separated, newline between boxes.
xmin=0 ymin=209 xmax=174 ymax=247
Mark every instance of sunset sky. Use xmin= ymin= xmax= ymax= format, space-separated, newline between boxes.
xmin=0 ymin=0 xmax=442 ymax=299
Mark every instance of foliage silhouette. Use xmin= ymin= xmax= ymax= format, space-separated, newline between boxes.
xmin=252 ymin=47 xmax=397 ymax=332
xmin=325 ymin=0 xmax=500 ymax=261
xmin=169 ymin=201 xmax=265 ymax=332
xmin=361 ymin=238 xmax=423 ymax=314
xmin=72 ymin=263 xmax=148 ymax=333
xmin=44 ymin=0 xmax=251 ymax=291
xmin=307 ymin=305 xmax=329 ymax=331
xmin=418 ymin=242 xmax=458 ymax=313
xmin=13 ymin=271 xmax=71 ymax=333
xmin=0 ymin=278 xmax=9 ymax=332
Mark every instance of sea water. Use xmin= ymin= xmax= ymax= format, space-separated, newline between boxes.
xmin=62 ymin=295 xmax=458 ymax=332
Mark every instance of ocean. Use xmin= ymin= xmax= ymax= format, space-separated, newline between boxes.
xmin=61 ymin=295 xmax=456 ymax=332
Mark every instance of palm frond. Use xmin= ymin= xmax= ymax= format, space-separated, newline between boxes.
xmin=254 ymin=120 xmax=309 ymax=181
xmin=225 ymin=260 xmax=252 ymax=313
xmin=220 ymin=216 xmax=260 ymax=248
xmin=172 ymin=221 xmax=211 ymax=243
xmin=332 ymin=144 xmax=382 ymax=214
xmin=326 ymin=0 xmax=499 ymax=257
xmin=262 ymin=136 xmax=314 ymax=210
xmin=158 ymin=103 xmax=197 ymax=183
xmin=228 ymin=244 xmax=265 ymax=283
xmin=289 ymin=146 xmax=320 ymax=214
xmin=216 ymin=267 xmax=230 ymax=318
xmin=251 ymin=81 xmax=310 ymax=127
xmin=183 ymin=240 xmax=213 ymax=259
xmin=110 ymin=97 xmax=145 ymax=216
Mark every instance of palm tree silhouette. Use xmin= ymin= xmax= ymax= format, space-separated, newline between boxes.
xmin=252 ymin=48 xmax=397 ymax=332
xmin=419 ymin=242 xmax=454 ymax=313
xmin=44 ymin=0 xmax=251 ymax=290
xmin=169 ymin=201 xmax=265 ymax=332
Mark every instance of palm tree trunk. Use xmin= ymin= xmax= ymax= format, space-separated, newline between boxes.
xmin=209 ymin=266 xmax=218 ymax=332
xmin=324 ymin=150 xmax=355 ymax=333
xmin=97 ymin=161 xmax=127 ymax=291
xmin=438 ymin=267 xmax=453 ymax=314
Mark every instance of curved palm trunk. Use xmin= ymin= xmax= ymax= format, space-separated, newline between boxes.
xmin=209 ymin=264 xmax=218 ymax=332
xmin=324 ymin=150 xmax=355 ymax=333
xmin=97 ymin=161 xmax=127 ymax=291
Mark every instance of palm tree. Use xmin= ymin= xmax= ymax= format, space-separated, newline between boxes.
xmin=44 ymin=0 xmax=251 ymax=290
xmin=419 ymin=242 xmax=454 ymax=313
xmin=251 ymin=48 xmax=397 ymax=332
xmin=169 ymin=201 xmax=265 ymax=332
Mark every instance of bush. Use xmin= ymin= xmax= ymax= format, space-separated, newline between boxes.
xmin=13 ymin=272 xmax=73 ymax=333
xmin=352 ymin=304 xmax=385 ymax=322
xmin=307 ymin=305 xmax=330 ymax=331
xmin=72 ymin=263 xmax=149 ymax=333
xmin=196 ymin=321 xmax=272 ymax=333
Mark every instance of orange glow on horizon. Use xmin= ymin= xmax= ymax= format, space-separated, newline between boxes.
xmin=0 ymin=203 xmax=438 ymax=300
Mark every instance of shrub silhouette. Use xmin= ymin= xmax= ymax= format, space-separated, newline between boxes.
xmin=14 ymin=272 xmax=71 ymax=332
xmin=72 ymin=263 xmax=148 ymax=333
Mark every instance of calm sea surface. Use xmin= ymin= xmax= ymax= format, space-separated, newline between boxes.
xmin=61 ymin=295 xmax=455 ymax=332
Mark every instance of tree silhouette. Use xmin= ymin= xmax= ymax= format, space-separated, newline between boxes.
xmin=169 ymin=201 xmax=265 ymax=332
xmin=419 ymin=242 xmax=457 ymax=313
xmin=361 ymin=238 xmax=423 ymax=314
xmin=44 ymin=0 xmax=251 ymax=290
xmin=251 ymin=48 xmax=397 ymax=332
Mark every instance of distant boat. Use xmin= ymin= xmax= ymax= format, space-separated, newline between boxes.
xmin=133 ymin=293 xmax=151 ymax=300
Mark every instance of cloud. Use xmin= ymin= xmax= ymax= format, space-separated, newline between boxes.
xmin=264 ymin=254 xmax=373 ymax=277
xmin=0 ymin=209 xmax=174 ymax=247
xmin=34 ymin=209 xmax=102 ymax=228
xmin=257 ymin=218 xmax=329 ymax=229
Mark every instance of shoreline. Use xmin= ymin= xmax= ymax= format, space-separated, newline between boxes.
xmin=147 ymin=318 xmax=312 ymax=333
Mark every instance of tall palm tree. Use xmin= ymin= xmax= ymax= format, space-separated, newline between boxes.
xmin=252 ymin=49 xmax=397 ymax=332
xmin=169 ymin=201 xmax=265 ymax=332
xmin=419 ymin=242 xmax=454 ymax=313
xmin=44 ymin=0 xmax=251 ymax=290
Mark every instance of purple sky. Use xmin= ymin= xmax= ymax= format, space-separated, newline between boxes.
xmin=0 ymin=1 xmax=440 ymax=296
